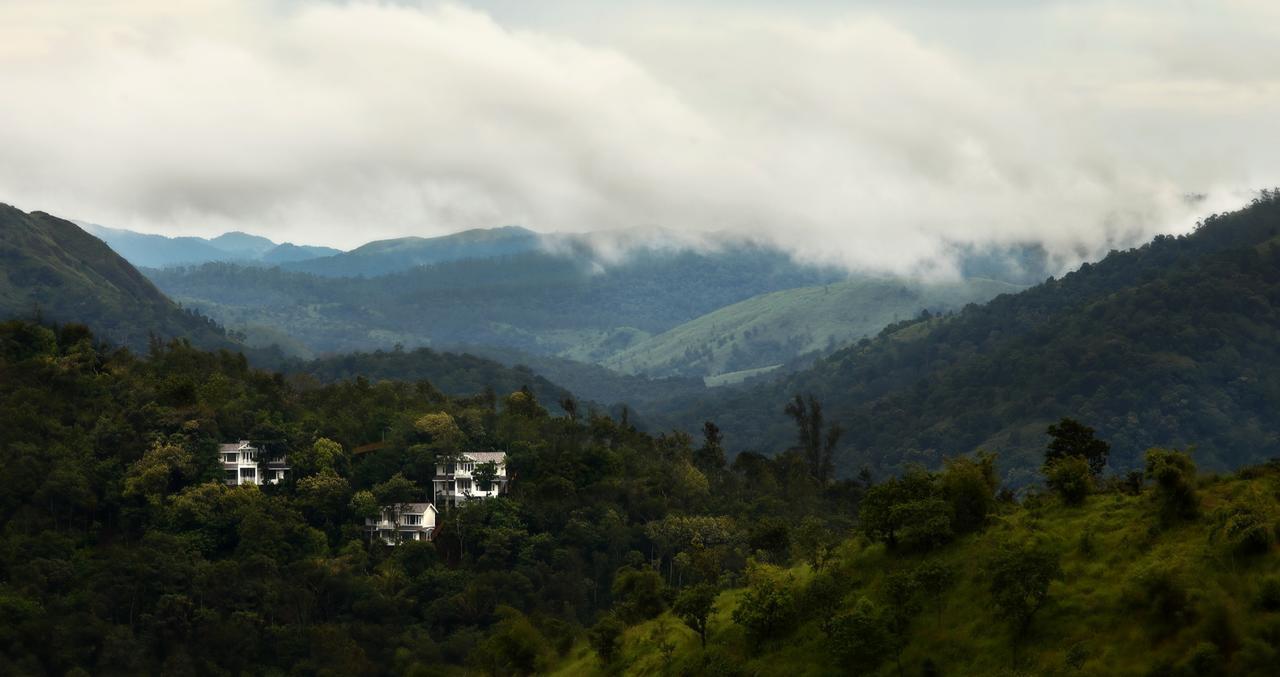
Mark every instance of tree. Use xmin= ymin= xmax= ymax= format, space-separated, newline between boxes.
xmin=860 ymin=468 xmax=954 ymax=552
xmin=474 ymin=461 xmax=499 ymax=493
xmin=588 ymin=615 xmax=625 ymax=665
xmin=792 ymin=516 xmax=839 ymax=572
xmin=940 ymin=452 xmax=998 ymax=533
xmin=1144 ymin=448 xmax=1199 ymax=523
xmin=611 ymin=567 xmax=667 ymax=623
xmin=822 ymin=597 xmax=891 ymax=674
xmin=694 ymin=421 xmax=727 ymax=473
xmin=913 ymin=560 xmax=956 ymax=627
xmin=784 ymin=395 xmax=843 ymax=485
xmin=1044 ymin=455 xmax=1092 ymax=506
xmin=731 ymin=563 xmax=797 ymax=646
xmin=1045 ymin=418 xmax=1110 ymax=477
xmin=985 ymin=540 xmax=1063 ymax=664
xmin=673 ymin=584 xmax=717 ymax=648
xmin=293 ymin=437 xmax=344 ymax=478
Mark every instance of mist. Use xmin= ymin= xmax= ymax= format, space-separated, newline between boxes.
xmin=1 ymin=0 xmax=1277 ymax=277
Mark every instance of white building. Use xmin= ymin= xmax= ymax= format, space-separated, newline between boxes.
xmin=434 ymin=451 xmax=508 ymax=506
xmin=219 ymin=441 xmax=289 ymax=486
xmin=366 ymin=503 xmax=438 ymax=544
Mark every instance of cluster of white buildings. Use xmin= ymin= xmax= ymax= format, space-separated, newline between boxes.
xmin=369 ymin=451 xmax=510 ymax=544
xmin=221 ymin=442 xmax=509 ymax=545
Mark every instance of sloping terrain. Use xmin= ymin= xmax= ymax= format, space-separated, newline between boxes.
xmin=604 ymin=276 xmax=1023 ymax=378
xmin=0 ymin=204 xmax=232 ymax=350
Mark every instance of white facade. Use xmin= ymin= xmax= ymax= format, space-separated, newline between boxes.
xmin=366 ymin=502 xmax=438 ymax=544
xmin=219 ymin=441 xmax=289 ymax=486
xmin=434 ymin=451 xmax=508 ymax=506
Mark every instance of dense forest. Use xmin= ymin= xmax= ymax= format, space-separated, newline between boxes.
xmin=664 ymin=191 xmax=1280 ymax=486
xmin=5 ymin=320 xmax=1280 ymax=676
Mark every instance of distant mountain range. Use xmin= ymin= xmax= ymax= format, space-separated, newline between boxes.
xmin=76 ymin=222 xmax=341 ymax=268
xmin=1 ymin=204 xmax=234 ymax=351
xmin=279 ymin=225 xmax=544 ymax=277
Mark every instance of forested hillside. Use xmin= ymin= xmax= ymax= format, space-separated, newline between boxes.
xmin=667 ymin=192 xmax=1280 ymax=485
xmin=5 ymin=320 xmax=1280 ymax=676
xmin=0 ymin=204 xmax=232 ymax=351
xmin=146 ymin=246 xmax=846 ymax=360
xmin=603 ymin=276 xmax=1022 ymax=379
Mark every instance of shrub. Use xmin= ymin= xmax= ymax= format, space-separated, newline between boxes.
xmin=611 ymin=567 xmax=667 ymax=623
xmin=587 ymin=615 xmax=625 ymax=665
xmin=1211 ymin=488 xmax=1276 ymax=556
xmin=1255 ymin=576 xmax=1280 ymax=612
xmin=1144 ymin=448 xmax=1200 ymax=523
xmin=1044 ymin=456 xmax=1092 ymax=506
xmin=1124 ymin=561 xmax=1197 ymax=635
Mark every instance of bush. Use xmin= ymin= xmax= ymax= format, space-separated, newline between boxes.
xmin=1044 ymin=456 xmax=1092 ymax=506
xmin=1255 ymin=576 xmax=1280 ymax=612
xmin=611 ymin=567 xmax=667 ymax=624
xmin=1145 ymin=448 xmax=1200 ymax=523
xmin=587 ymin=615 xmax=625 ymax=665
xmin=1212 ymin=489 xmax=1276 ymax=556
xmin=1124 ymin=561 xmax=1197 ymax=636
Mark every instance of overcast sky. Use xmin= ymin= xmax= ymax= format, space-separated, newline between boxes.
xmin=1 ymin=0 xmax=1278 ymax=274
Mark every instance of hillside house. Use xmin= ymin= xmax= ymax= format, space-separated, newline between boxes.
xmin=219 ymin=441 xmax=289 ymax=486
xmin=366 ymin=502 xmax=438 ymax=544
xmin=434 ymin=451 xmax=508 ymax=506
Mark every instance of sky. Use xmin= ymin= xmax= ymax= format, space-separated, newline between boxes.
xmin=1 ymin=0 xmax=1279 ymax=275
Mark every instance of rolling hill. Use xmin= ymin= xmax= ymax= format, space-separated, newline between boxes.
xmin=279 ymin=225 xmax=544 ymax=277
xmin=0 ymin=204 xmax=233 ymax=351
xmin=603 ymin=276 xmax=1024 ymax=379
xmin=660 ymin=192 xmax=1280 ymax=484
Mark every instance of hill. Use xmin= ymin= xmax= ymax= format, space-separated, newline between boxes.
xmin=78 ymin=222 xmax=340 ymax=268
xmin=280 ymin=225 xmax=544 ymax=277
xmin=146 ymin=246 xmax=847 ymax=360
xmin=664 ymin=191 xmax=1280 ymax=484
xmin=603 ymin=276 xmax=1024 ymax=379
xmin=0 ymin=203 xmax=232 ymax=350
xmin=5 ymin=319 xmax=1278 ymax=676
xmin=552 ymin=460 xmax=1280 ymax=677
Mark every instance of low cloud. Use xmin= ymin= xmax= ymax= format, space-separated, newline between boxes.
xmin=1 ymin=1 xmax=1277 ymax=275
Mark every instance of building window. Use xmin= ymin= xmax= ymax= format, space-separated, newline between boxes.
xmin=404 ymin=514 xmax=422 ymax=526
xmin=457 ymin=479 xmax=472 ymax=493
xmin=240 ymin=468 xmax=256 ymax=483
xmin=224 ymin=470 xmax=238 ymax=483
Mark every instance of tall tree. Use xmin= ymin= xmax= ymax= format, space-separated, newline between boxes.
xmin=784 ymin=395 xmax=843 ymax=485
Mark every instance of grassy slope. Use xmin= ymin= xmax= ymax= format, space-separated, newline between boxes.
xmin=556 ymin=471 xmax=1280 ymax=676
xmin=603 ymin=277 xmax=1023 ymax=378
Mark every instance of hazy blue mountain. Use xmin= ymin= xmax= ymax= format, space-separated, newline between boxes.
xmin=280 ymin=225 xmax=544 ymax=277
xmin=77 ymin=222 xmax=340 ymax=268
xmin=260 ymin=242 xmax=343 ymax=264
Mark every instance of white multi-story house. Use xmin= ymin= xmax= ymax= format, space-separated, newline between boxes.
xmin=219 ymin=441 xmax=289 ymax=486
xmin=434 ymin=451 xmax=508 ymax=506
xmin=366 ymin=503 xmax=438 ymax=544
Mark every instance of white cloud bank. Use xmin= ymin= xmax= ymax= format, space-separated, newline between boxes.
xmin=1 ymin=0 xmax=1278 ymax=274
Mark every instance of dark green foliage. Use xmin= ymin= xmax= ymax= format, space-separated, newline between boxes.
xmin=791 ymin=516 xmax=840 ymax=572
xmin=673 ymin=584 xmax=717 ymax=648
xmin=860 ymin=467 xmax=954 ymax=551
xmin=731 ymin=564 xmax=798 ymax=646
xmin=1044 ymin=455 xmax=1093 ymax=506
xmin=587 ymin=615 xmax=626 ymax=665
xmin=1045 ymin=418 xmax=1111 ymax=477
xmin=821 ymin=597 xmax=891 ymax=673
xmin=985 ymin=539 xmax=1063 ymax=639
xmin=611 ymin=568 xmax=667 ymax=624
xmin=940 ymin=452 xmax=998 ymax=533
xmin=1146 ymin=448 xmax=1201 ymax=523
